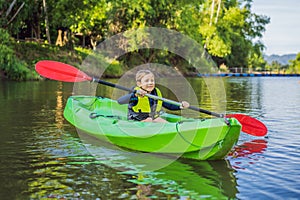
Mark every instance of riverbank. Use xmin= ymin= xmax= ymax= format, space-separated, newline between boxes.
xmin=1 ymin=41 xmax=126 ymax=80
xmin=0 ymin=40 xmax=88 ymax=81
xmin=2 ymin=41 xmax=298 ymax=81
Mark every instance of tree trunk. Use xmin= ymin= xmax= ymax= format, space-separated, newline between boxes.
xmin=215 ymin=0 xmax=221 ymax=24
xmin=209 ymin=0 xmax=215 ymax=26
xmin=7 ymin=2 xmax=24 ymax=25
xmin=43 ymin=0 xmax=51 ymax=44
xmin=90 ymin=38 xmax=97 ymax=50
xmin=6 ymin=0 xmax=17 ymax=17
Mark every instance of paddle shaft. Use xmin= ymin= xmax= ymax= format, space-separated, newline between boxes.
xmin=92 ymin=77 xmax=224 ymax=118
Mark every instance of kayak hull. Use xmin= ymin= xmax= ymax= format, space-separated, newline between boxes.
xmin=63 ymin=96 xmax=241 ymax=160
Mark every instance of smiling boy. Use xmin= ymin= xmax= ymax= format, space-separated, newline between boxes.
xmin=117 ymin=70 xmax=189 ymax=122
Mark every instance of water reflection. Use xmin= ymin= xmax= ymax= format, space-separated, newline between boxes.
xmin=229 ymin=139 xmax=268 ymax=158
xmin=228 ymin=139 xmax=268 ymax=170
xmin=78 ymin=130 xmax=238 ymax=199
xmin=224 ymin=77 xmax=267 ymax=119
xmin=55 ymin=82 xmax=64 ymax=129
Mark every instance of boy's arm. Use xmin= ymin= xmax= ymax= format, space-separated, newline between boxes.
xmin=162 ymin=101 xmax=181 ymax=110
xmin=117 ymin=93 xmax=132 ymax=104
xmin=162 ymin=101 xmax=189 ymax=110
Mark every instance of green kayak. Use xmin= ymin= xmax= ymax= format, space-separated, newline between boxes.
xmin=63 ymin=96 xmax=241 ymax=160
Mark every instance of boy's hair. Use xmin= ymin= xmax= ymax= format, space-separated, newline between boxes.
xmin=135 ymin=70 xmax=154 ymax=82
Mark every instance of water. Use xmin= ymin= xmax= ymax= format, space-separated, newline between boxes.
xmin=0 ymin=77 xmax=299 ymax=199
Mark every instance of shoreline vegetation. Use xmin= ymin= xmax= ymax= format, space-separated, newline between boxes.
xmin=1 ymin=40 xmax=299 ymax=81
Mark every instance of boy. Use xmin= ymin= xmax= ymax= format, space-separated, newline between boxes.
xmin=117 ymin=70 xmax=189 ymax=122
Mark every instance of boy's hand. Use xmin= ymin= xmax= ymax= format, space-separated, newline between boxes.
xmin=180 ymin=101 xmax=190 ymax=109
xmin=135 ymin=89 xmax=147 ymax=97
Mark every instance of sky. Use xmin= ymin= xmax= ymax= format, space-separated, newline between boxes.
xmin=251 ymin=0 xmax=300 ymax=55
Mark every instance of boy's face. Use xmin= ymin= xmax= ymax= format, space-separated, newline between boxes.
xmin=137 ymin=73 xmax=155 ymax=92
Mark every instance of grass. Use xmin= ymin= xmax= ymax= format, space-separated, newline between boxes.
xmin=8 ymin=41 xmax=124 ymax=80
xmin=13 ymin=41 xmax=90 ymax=71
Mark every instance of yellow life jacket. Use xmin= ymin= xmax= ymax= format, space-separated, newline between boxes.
xmin=132 ymin=86 xmax=163 ymax=116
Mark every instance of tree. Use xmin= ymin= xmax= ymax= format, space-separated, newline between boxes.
xmin=247 ymin=41 xmax=267 ymax=72
xmin=2 ymin=0 xmax=270 ymax=73
xmin=0 ymin=0 xmax=25 ymax=31
xmin=49 ymin=0 xmax=108 ymax=48
xmin=288 ymin=53 xmax=300 ymax=73
xmin=42 ymin=0 xmax=51 ymax=44
xmin=270 ymin=60 xmax=281 ymax=73
xmin=198 ymin=0 xmax=270 ymax=68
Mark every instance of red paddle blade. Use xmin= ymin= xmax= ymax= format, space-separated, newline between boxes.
xmin=35 ymin=60 xmax=92 ymax=82
xmin=226 ymin=114 xmax=268 ymax=136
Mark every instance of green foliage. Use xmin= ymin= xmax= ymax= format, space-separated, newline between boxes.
xmin=287 ymin=53 xmax=300 ymax=73
xmin=199 ymin=0 xmax=270 ymax=68
xmin=1 ymin=0 xmax=271 ymax=79
xmin=13 ymin=41 xmax=89 ymax=73
xmin=1 ymin=0 xmax=33 ymax=34
xmin=0 ymin=28 xmax=36 ymax=80
xmin=0 ymin=32 xmax=93 ymax=81
xmin=106 ymin=60 xmax=123 ymax=77
xmin=247 ymin=41 xmax=266 ymax=71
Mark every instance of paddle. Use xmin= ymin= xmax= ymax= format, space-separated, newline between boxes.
xmin=35 ymin=60 xmax=268 ymax=136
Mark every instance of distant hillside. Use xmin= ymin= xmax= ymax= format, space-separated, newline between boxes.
xmin=264 ymin=54 xmax=297 ymax=65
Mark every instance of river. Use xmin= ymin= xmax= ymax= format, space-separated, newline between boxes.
xmin=0 ymin=77 xmax=299 ymax=199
